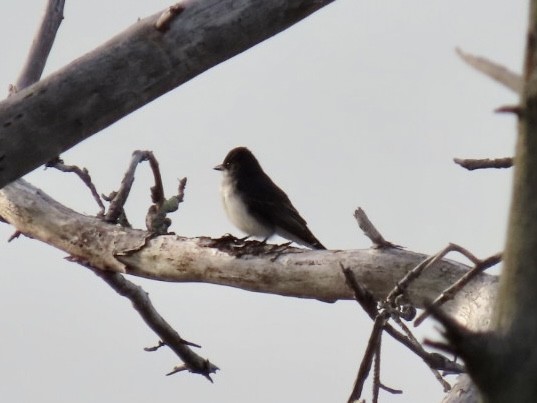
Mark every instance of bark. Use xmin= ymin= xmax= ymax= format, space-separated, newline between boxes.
xmin=482 ymin=1 xmax=537 ymax=401
xmin=440 ymin=2 xmax=537 ymax=402
xmin=0 ymin=0 xmax=334 ymax=189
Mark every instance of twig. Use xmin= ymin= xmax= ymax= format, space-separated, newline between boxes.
xmin=155 ymin=3 xmax=186 ymax=32
xmin=347 ymin=314 xmax=387 ymax=403
xmin=354 ymin=208 xmax=398 ymax=248
xmin=16 ymin=0 xmax=65 ymax=89
xmin=166 ymin=365 xmax=189 ymax=376
xmin=82 ymin=262 xmax=219 ymax=381
xmin=342 ymin=266 xmax=461 ymax=401
xmin=394 ymin=316 xmax=451 ymax=391
xmin=372 ymin=338 xmax=381 ymax=403
xmin=104 ymin=150 xmax=154 ymax=224
xmin=454 ymin=157 xmax=513 ymax=171
xmin=46 ymin=157 xmax=106 ymax=216
xmin=386 ymin=243 xmax=480 ymax=306
xmin=342 ymin=265 xmax=463 ymax=372
xmin=455 ymin=47 xmax=522 ymax=94
xmin=414 ymin=252 xmax=502 ymax=326
xmin=7 ymin=231 xmax=22 ymax=242
xmin=144 ymin=341 xmax=165 ymax=352
xmin=147 ymin=152 xmax=165 ymax=206
xmin=379 ymin=384 xmax=403 ymax=394
xmin=495 ymin=105 xmax=524 ymax=117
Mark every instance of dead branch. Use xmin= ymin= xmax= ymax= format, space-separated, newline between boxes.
xmin=454 ymin=157 xmax=513 ymax=171
xmin=456 ymin=47 xmax=522 ymax=94
xmin=342 ymin=266 xmax=461 ymax=401
xmin=0 ymin=0 xmax=336 ymax=188
xmin=0 ymin=179 xmax=497 ymax=332
xmin=354 ymin=208 xmax=399 ymax=248
xmin=46 ymin=157 xmax=106 ymax=216
xmin=347 ymin=315 xmax=386 ymax=403
xmin=105 ymin=151 xmax=152 ymax=223
xmin=16 ymin=0 xmax=65 ymax=89
xmin=86 ymin=263 xmax=219 ymax=381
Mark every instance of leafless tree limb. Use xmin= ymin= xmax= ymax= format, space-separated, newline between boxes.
xmin=456 ymin=47 xmax=522 ymax=94
xmin=46 ymin=157 xmax=106 ymax=216
xmin=85 ymin=262 xmax=219 ymax=381
xmin=342 ymin=266 xmax=460 ymax=401
xmin=453 ymin=157 xmax=513 ymax=171
xmin=16 ymin=0 xmax=65 ymax=89
xmin=0 ymin=0 xmax=336 ymax=188
xmin=354 ymin=208 xmax=399 ymax=248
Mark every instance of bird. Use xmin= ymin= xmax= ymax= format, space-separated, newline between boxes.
xmin=214 ymin=146 xmax=325 ymax=250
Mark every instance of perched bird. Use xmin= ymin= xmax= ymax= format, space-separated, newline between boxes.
xmin=214 ymin=147 xmax=325 ymax=250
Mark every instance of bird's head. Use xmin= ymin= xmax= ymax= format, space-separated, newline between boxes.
xmin=214 ymin=147 xmax=261 ymax=175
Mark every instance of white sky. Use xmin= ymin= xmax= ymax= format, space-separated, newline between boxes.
xmin=0 ymin=1 xmax=526 ymax=402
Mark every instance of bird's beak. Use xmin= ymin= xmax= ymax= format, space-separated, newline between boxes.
xmin=213 ymin=164 xmax=224 ymax=171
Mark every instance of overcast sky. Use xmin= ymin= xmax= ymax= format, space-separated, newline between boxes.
xmin=0 ymin=1 xmax=527 ymax=402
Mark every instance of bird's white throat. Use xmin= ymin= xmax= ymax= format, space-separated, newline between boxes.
xmin=220 ymin=171 xmax=273 ymax=238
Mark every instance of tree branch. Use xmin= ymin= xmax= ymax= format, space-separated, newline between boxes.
xmin=456 ymin=47 xmax=522 ymax=94
xmin=15 ymin=0 xmax=65 ymax=90
xmin=0 ymin=179 xmax=497 ymax=331
xmin=87 ymin=264 xmax=219 ymax=380
xmin=0 ymin=0 xmax=334 ymax=188
xmin=453 ymin=157 xmax=513 ymax=171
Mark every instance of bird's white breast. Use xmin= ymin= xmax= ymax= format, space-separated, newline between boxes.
xmin=220 ymin=172 xmax=273 ymax=238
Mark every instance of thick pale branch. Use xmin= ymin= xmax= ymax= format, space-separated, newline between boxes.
xmin=0 ymin=179 xmax=497 ymax=331
xmin=0 ymin=0 xmax=334 ymax=188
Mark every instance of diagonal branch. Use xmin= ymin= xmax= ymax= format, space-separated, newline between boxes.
xmin=15 ymin=0 xmax=65 ymax=90
xmin=87 ymin=263 xmax=219 ymax=381
xmin=456 ymin=47 xmax=522 ymax=94
xmin=0 ymin=0 xmax=335 ymax=188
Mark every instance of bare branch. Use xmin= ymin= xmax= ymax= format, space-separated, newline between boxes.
xmin=86 ymin=263 xmax=219 ymax=381
xmin=456 ymin=47 xmax=522 ymax=94
xmin=0 ymin=180 xmax=497 ymax=333
xmin=0 ymin=0 xmax=335 ymax=188
xmin=16 ymin=0 xmax=65 ymax=89
xmin=46 ymin=157 xmax=106 ymax=216
xmin=495 ymin=104 xmax=524 ymax=117
xmin=347 ymin=314 xmax=386 ymax=403
xmin=454 ymin=157 xmax=513 ymax=171
xmin=372 ymin=340 xmax=381 ymax=403
xmin=354 ymin=208 xmax=399 ymax=248
xmin=105 ymin=151 xmax=145 ymax=223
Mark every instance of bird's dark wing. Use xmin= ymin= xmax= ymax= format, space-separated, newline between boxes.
xmin=237 ymin=171 xmax=325 ymax=249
